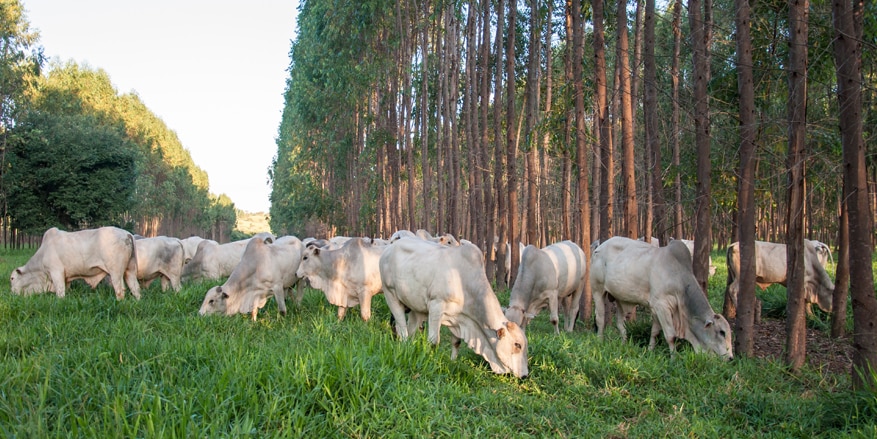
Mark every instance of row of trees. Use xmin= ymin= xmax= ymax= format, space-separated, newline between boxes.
xmin=271 ymin=0 xmax=876 ymax=388
xmin=0 ymin=0 xmax=235 ymax=244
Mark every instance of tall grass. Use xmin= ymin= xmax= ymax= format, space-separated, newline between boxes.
xmin=1 ymin=248 xmax=874 ymax=437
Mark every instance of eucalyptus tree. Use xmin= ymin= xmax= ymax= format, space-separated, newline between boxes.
xmin=832 ymin=0 xmax=876 ymax=390
xmin=0 ymin=0 xmax=42 ymax=245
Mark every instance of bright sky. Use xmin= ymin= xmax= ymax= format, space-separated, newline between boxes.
xmin=22 ymin=0 xmax=300 ymax=213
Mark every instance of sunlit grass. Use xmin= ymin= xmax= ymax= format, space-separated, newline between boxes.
xmin=0 ymin=247 xmax=874 ymax=437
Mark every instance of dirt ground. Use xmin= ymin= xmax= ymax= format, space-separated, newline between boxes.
xmin=741 ymin=317 xmax=854 ymax=377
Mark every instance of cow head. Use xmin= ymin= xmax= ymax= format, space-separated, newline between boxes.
xmin=694 ymin=313 xmax=734 ymax=361
xmin=296 ymin=246 xmax=320 ymax=280
xmin=9 ymin=267 xmax=52 ymax=296
xmin=804 ymin=241 xmax=835 ymax=313
xmin=199 ymin=286 xmax=229 ymax=315
xmin=491 ymin=321 xmax=529 ymax=378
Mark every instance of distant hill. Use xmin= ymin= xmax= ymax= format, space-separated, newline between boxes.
xmin=235 ymin=211 xmax=271 ymax=235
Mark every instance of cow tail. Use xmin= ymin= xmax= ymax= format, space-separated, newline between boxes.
xmin=125 ymin=233 xmax=141 ymax=298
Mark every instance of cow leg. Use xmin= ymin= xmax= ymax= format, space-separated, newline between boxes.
xmin=274 ymin=287 xmax=288 ymax=316
xmin=450 ymin=334 xmax=462 ymax=360
xmin=407 ymin=311 xmax=427 ymax=338
xmin=383 ymin=290 xmax=410 ymax=339
xmin=336 ymin=306 xmax=347 ymax=321
xmin=648 ymin=315 xmax=662 ymax=350
xmin=547 ymin=291 xmax=560 ymax=334
xmin=614 ymin=302 xmax=628 ymax=341
xmin=51 ymin=271 xmax=67 ymax=298
xmin=292 ymin=280 xmax=305 ymax=305
xmin=124 ymin=259 xmax=141 ymax=300
xmin=427 ymin=301 xmax=445 ymax=346
xmin=160 ymin=275 xmax=170 ymax=292
xmin=594 ymin=291 xmax=606 ymax=339
xmin=109 ymin=274 xmax=127 ymax=300
xmin=564 ymin=286 xmax=584 ymax=332
xmin=650 ymin=301 xmax=677 ymax=355
xmin=359 ymin=290 xmax=373 ymax=322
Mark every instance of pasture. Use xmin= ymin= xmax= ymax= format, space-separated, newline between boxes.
xmin=1 ymin=247 xmax=875 ymax=437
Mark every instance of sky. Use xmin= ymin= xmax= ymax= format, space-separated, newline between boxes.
xmin=22 ymin=0 xmax=300 ymax=213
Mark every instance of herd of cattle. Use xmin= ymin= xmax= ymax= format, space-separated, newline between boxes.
xmin=9 ymin=226 xmax=837 ymax=378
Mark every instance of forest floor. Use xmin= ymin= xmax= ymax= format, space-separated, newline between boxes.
xmin=741 ymin=317 xmax=855 ymax=378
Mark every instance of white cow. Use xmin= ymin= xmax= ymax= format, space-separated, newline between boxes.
xmin=199 ymin=235 xmax=304 ymax=321
xmin=505 ymin=240 xmax=586 ymax=333
xmin=809 ymin=240 xmax=834 ymax=267
xmin=134 ymin=236 xmax=185 ymax=291
xmin=180 ymin=236 xmax=206 ymax=264
xmin=10 ymin=226 xmax=141 ymax=300
xmin=725 ymin=239 xmax=834 ymax=313
xmin=673 ymin=239 xmax=717 ymax=277
xmin=591 ymin=236 xmax=733 ymax=360
xmin=296 ymin=237 xmax=385 ymax=321
xmin=380 ymin=238 xmax=529 ymax=378
xmin=181 ymin=234 xmax=270 ymax=282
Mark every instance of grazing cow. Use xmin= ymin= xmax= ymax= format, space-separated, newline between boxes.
xmin=380 ymin=238 xmax=529 ymax=378
xmin=505 ymin=240 xmax=586 ymax=333
xmin=180 ymin=236 xmax=206 ymax=264
xmin=134 ymin=236 xmax=185 ymax=291
xmin=181 ymin=234 xmax=270 ymax=282
xmin=725 ymin=239 xmax=834 ymax=313
xmin=296 ymin=237 xmax=385 ymax=321
xmin=199 ymin=235 xmax=304 ymax=321
xmin=809 ymin=240 xmax=833 ymax=267
xmin=10 ymin=226 xmax=141 ymax=300
xmin=673 ymin=239 xmax=717 ymax=277
xmin=591 ymin=236 xmax=733 ymax=360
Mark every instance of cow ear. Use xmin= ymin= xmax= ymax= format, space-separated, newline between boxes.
xmin=217 ymin=286 xmax=229 ymax=299
xmin=14 ymin=267 xmax=23 ymax=274
xmin=497 ymin=326 xmax=507 ymax=339
xmin=263 ymin=236 xmax=274 ymax=244
xmin=705 ymin=319 xmax=714 ymax=328
xmin=313 ymin=248 xmax=320 ymax=256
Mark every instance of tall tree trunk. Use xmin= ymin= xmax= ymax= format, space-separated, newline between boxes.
xmin=733 ymin=0 xmax=758 ymax=357
xmin=595 ymin=0 xmax=613 ymax=242
xmin=689 ymin=0 xmax=712 ymax=293
xmin=784 ymin=0 xmax=808 ymax=371
xmin=506 ymin=0 xmax=520 ymax=285
xmin=481 ymin=0 xmax=496 ymax=282
xmin=617 ymin=0 xmax=638 ymax=240
xmin=494 ymin=0 xmax=508 ymax=288
xmin=831 ymin=194 xmax=850 ymax=338
xmin=572 ymin=0 xmax=592 ymax=327
xmin=671 ymin=0 xmax=683 ymax=240
xmin=644 ymin=0 xmax=665 ymax=245
xmin=833 ymin=0 xmax=877 ymax=390
xmin=562 ymin=0 xmax=574 ymax=242
xmin=525 ymin=0 xmax=541 ymax=247
xmin=421 ymin=0 xmax=432 ymax=232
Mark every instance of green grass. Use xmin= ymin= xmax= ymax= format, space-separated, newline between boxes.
xmin=1 ymin=247 xmax=875 ymax=437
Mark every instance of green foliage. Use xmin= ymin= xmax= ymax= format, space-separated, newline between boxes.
xmin=0 ymin=246 xmax=873 ymax=437
xmin=0 ymin=0 xmax=42 ymax=130
xmin=5 ymin=110 xmax=136 ymax=232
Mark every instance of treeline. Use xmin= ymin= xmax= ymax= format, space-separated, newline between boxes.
xmin=270 ymin=0 xmax=875 ymax=259
xmin=0 ymin=1 xmax=235 ymax=246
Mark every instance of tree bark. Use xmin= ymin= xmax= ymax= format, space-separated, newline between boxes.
xmin=832 ymin=0 xmax=877 ymax=390
xmin=689 ymin=0 xmax=712 ymax=294
xmin=506 ymin=0 xmax=520 ymax=285
xmin=617 ymin=0 xmax=638 ymax=240
xmin=595 ymin=0 xmax=613 ymax=242
xmin=831 ymin=195 xmax=849 ymax=338
xmin=671 ymin=0 xmax=683 ymax=240
xmin=525 ymin=0 xmax=541 ymax=247
xmin=733 ymin=0 xmax=758 ymax=356
xmin=572 ymin=0 xmax=592 ymax=328
xmin=644 ymin=0 xmax=665 ymax=245
xmin=785 ymin=0 xmax=809 ymax=371
xmin=494 ymin=0 xmax=508 ymax=288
